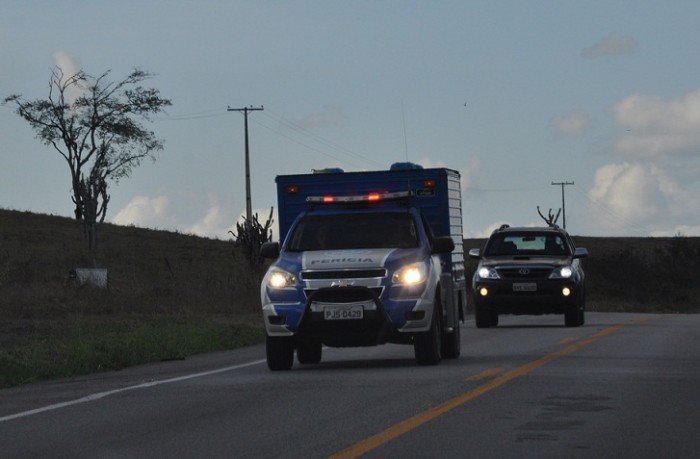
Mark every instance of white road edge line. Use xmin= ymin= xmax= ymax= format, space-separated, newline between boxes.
xmin=0 ymin=358 xmax=267 ymax=423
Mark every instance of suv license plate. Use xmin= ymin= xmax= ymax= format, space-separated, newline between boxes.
xmin=324 ymin=305 xmax=363 ymax=320
xmin=513 ymin=283 xmax=537 ymax=292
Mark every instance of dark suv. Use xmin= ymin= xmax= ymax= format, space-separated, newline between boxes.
xmin=468 ymin=225 xmax=588 ymax=328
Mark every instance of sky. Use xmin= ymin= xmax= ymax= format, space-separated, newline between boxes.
xmin=2 ymin=1 xmax=700 ymax=240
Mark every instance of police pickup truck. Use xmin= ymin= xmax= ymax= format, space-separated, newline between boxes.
xmin=260 ymin=163 xmax=467 ymax=370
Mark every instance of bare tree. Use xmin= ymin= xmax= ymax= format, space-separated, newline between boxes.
xmin=537 ymin=206 xmax=561 ymax=227
xmin=4 ymin=67 xmax=171 ymax=264
xmin=230 ymin=207 xmax=274 ymax=268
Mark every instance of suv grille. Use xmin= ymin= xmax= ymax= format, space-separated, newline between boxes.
xmin=498 ymin=267 xmax=552 ymax=279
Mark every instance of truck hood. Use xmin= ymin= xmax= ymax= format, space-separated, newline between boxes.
xmin=302 ymin=248 xmax=398 ymax=270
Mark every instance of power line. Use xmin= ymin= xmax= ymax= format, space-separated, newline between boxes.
xmin=250 ymin=118 xmax=366 ymax=170
xmin=568 ymin=187 xmax=654 ymax=236
xmin=551 ymin=180 xmax=574 ymax=229
xmin=262 ymin=108 xmax=383 ymax=167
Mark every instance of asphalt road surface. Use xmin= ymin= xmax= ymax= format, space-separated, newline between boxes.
xmin=1 ymin=312 xmax=699 ymax=458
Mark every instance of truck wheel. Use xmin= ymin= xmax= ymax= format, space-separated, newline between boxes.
xmin=266 ymin=336 xmax=294 ymax=371
xmin=441 ymin=321 xmax=461 ymax=359
xmin=490 ymin=311 xmax=499 ymax=327
xmin=297 ymin=338 xmax=322 ymax=364
xmin=414 ymin=309 xmax=442 ymax=365
xmin=475 ymin=303 xmax=491 ymax=328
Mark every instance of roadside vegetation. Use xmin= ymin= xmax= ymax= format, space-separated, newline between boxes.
xmin=2 ymin=208 xmax=699 ymax=388
xmin=0 ymin=208 xmax=265 ymax=388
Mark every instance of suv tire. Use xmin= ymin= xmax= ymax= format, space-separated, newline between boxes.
xmin=475 ymin=302 xmax=492 ymax=328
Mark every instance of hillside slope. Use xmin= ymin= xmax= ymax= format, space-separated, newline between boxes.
xmin=0 ymin=208 xmax=261 ymax=320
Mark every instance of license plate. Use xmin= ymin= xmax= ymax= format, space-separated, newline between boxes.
xmin=323 ymin=305 xmax=364 ymax=320
xmin=513 ymin=283 xmax=537 ymax=292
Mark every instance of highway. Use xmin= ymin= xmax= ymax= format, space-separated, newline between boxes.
xmin=1 ymin=312 xmax=699 ymax=458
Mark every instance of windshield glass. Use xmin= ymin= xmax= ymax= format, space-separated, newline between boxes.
xmin=484 ymin=233 xmax=570 ymax=257
xmin=288 ymin=212 xmax=419 ymax=251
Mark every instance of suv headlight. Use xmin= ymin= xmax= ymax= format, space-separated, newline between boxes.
xmin=267 ymin=269 xmax=297 ymax=288
xmin=392 ymin=262 xmax=427 ymax=285
xmin=478 ymin=267 xmax=500 ymax=279
xmin=549 ymin=266 xmax=573 ymax=279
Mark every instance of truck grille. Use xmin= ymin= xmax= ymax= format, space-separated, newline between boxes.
xmin=301 ymin=269 xmax=387 ymax=280
xmin=305 ymin=287 xmax=384 ymax=302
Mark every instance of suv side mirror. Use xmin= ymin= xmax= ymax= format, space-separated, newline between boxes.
xmin=260 ymin=241 xmax=280 ymax=259
xmin=432 ymin=236 xmax=455 ymax=254
xmin=573 ymin=247 xmax=588 ymax=259
xmin=468 ymin=248 xmax=481 ymax=259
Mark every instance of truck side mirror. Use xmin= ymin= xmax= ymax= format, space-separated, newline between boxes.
xmin=260 ymin=241 xmax=280 ymax=259
xmin=573 ymin=247 xmax=588 ymax=259
xmin=432 ymin=236 xmax=455 ymax=254
xmin=468 ymin=248 xmax=481 ymax=259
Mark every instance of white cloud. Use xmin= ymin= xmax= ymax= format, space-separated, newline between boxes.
xmin=415 ymin=157 xmax=446 ymax=169
xmin=52 ymin=51 xmax=80 ymax=79
xmin=51 ymin=51 xmax=84 ymax=105
xmin=586 ymin=162 xmax=700 ymax=234
xmin=112 ymin=195 xmax=172 ymax=229
xmin=549 ymin=111 xmax=591 ymax=139
xmin=611 ymin=89 xmax=700 ymax=158
xmin=581 ymin=33 xmax=637 ymax=58
xmin=463 ymin=221 xmax=510 ymax=239
xmin=111 ymin=192 xmax=241 ymax=240
xmin=291 ymin=105 xmax=345 ymax=129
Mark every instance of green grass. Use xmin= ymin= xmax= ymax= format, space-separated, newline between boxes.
xmin=0 ymin=314 xmax=265 ymax=388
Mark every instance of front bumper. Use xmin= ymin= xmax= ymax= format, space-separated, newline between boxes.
xmin=473 ymin=279 xmax=579 ymax=315
xmin=262 ymin=284 xmax=435 ymax=341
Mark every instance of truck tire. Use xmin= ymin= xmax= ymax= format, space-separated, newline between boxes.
xmin=297 ymin=338 xmax=322 ymax=364
xmin=475 ymin=302 xmax=492 ymax=328
xmin=441 ymin=321 xmax=461 ymax=359
xmin=266 ymin=335 xmax=294 ymax=371
xmin=414 ymin=308 xmax=442 ymax=365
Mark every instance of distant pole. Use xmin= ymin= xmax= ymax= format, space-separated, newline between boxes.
xmin=551 ymin=181 xmax=574 ymax=229
xmin=228 ymin=105 xmax=264 ymax=227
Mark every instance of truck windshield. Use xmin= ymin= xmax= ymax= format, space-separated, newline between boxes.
xmin=287 ymin=212 xmax=419 ymax=251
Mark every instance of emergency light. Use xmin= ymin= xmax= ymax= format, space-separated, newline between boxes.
xmin=306 ymin=190 xmax=411 ymax=204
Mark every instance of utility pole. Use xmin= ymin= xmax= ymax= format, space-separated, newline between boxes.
xmin=551 ymin=181 xmax=574 ymax=229
xmin=228 ymin=105 xmax=264 ymax=228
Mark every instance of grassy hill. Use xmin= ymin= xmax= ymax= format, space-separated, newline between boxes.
xmin=1 ymin=208 xmax=698 ymax=387
xmin=0 ymin=208 xmax=265 ymax=387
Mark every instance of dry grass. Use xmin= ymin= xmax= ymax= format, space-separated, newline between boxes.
xmin=0 ymin=208 xmax=267 ymax=387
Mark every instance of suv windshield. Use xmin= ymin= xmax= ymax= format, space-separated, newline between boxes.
xmin=484 ymin=233 xmax=570 ymax=257
xmin=288 ymin=212 xmax=419 ymax=251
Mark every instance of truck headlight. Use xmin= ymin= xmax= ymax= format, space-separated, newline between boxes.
xmin=549 ymin=266 xmax=573 ymax=279
xmin=478 ymin=267 xmax=500 ymax=279
xmin=392 ymin=262 xmax=427 ymax=285
xmin=267 ymin=269 xmax=296 ymax=289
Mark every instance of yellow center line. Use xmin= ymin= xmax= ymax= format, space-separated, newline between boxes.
xmin=329 ymin=317 xmax=651 ymax=459
xmin=466 ymin=366 xmax=506 ymax=381
xmin=559 ymin=337 xmax=578 ymax=344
